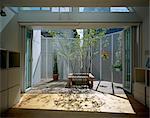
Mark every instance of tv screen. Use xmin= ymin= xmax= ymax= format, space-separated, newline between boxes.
xmin=0 ymin=50 xmax=7 ymax=69
xmin=9 ymin=52 xmax=20 ymax=68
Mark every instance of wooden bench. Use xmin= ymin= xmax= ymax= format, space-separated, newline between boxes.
xmin=68 ymin=73 xmax=95 ymax=89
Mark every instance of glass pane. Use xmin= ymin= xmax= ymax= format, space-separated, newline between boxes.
xmin=20 ymin=7 xmax=40 ymax=11
xmin=26 ymin=38 xmax=31 ymax=89
xmin=41 ymin=7 xmax=50 ymax=10
xmin=51 ymin=7 xmax=59 ymax=12
xmin=20 ymin=7 xmax=40 ymax=10
xmin=79 ymin=7 xmax=129 ymax=12
xmin=25 ymin=30 xmax=32 ymax=89
xmin=20 ymin=7 xmax=32 ymax=10
xmin=31 ymin=7 xmax=40 ymax=10
xmin=60 ymin=7 xmax=71 ymax=12
xmin=79 ymin=7 xmax=110 ymax=12
xmin=110 ymin=7 xmax=129 ymax=12
xmin=124 ymin=28 xmax=132 ymax=92
xmin=113 ymin=33 xmax=122 ymax=83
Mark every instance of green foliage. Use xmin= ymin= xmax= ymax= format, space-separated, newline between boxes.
xmin=48 ymin=31 xmax=57 ymax=37
xmin=77 ymin=29 xmax=106 ymax=71
xmin=113 ymin=63 xmax=122 ymax=71
xmin=52 ymin=29 xmax=106 ymax=73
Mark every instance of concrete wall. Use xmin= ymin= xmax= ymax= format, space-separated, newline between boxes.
xmin=0 ymin=8 xmax=20 ymax=114
xmin=32 ymin=30 xmax=41 ymax=86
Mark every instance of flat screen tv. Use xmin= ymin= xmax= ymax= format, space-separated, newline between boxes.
xmin=0 ymin=49 xmax=7 ymax=69
xmin=9 ymin=51 xmax=20 ymax=68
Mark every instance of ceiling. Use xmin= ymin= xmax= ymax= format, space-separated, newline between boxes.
xmin=1 ymin=0 xmax=149 ymax=7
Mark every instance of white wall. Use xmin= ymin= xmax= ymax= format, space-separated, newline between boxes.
xmin=32 ymin=30 xmax=41 ymax=86
xmin=0 ymin=7 xmax=15 ymax=33
xmin=0 ymin=8 xmax=20 ymax=113
xmin=134 ymin=7 xmax=150 ymax=67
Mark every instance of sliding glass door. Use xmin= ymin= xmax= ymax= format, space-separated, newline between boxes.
xmin=25 ymin=29 xmax=32 ymax=90
xmin=123 ymin=27 xmax=132 ymax=93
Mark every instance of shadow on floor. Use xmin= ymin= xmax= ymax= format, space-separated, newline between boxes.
xmin=1 ymin=81 xmax=149 ymax=118
xmin=1 ymin=106 xmax=149 ymax=118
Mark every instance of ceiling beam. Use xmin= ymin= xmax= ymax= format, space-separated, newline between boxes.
xmin=21 ymin=22 xmax=141 ymax=29
xmin=18 ymin=12 xmax=141 ymax=22
xmin=1 ymin=0 xmax=149 ymax=7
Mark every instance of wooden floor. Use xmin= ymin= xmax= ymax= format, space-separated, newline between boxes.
xmin=1 ymin=81 xmax=149 ymax=118
xmin=2 ymin=95 xmax=149 ymax=118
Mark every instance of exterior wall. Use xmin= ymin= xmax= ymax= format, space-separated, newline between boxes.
xmin=41 ymin=38 xmax=70 ymax=80
xmin=41 ymin=29 xmax=75 ymax=80
xmin=0 ymin=9 xmax=20 ymax=113
xmin=41 ymin=38 xmax=53 ymax=80
xmin=92 ymin=32 xmax=123 ymax=83
xmin=32 ymin=30 xmax=41 ymax=86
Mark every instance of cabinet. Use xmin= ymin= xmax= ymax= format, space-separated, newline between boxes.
xmin=133 ymin=68 xmax=150 ymax=108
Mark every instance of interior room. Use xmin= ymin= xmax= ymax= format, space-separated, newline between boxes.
xmin=0 ymin=0 xmax=149 ymax=118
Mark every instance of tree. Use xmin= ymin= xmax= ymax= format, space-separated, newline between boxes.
xmin=50 ymin=29 xmax=106 ymax=74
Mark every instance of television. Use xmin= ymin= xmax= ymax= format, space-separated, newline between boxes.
xmin=9 ymin=51 xmax=20 ymax=68
xmin=0 ymin=49 xmax=7 ymax=69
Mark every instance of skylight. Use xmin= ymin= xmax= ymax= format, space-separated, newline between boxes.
xmin=110 ymin=7 xmax=129 ymax=12
xmin=20 ymin=7 xmax=41 ymax=10
xmin=16 ymin=7 xmax=131 ymax=13
xmin=19 ymin=7 xmax=72 ymax=12
xmin=79 ymin=7 xmax=130 ymax=12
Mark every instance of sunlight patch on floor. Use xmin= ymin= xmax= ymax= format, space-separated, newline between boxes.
xmin=14 ymin=81 xmax=135 ymax=114
xmin=14 ymin=91 xmax=135 ymax=114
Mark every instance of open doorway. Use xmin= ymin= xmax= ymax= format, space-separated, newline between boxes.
xmin=23 ymin=27 xmax=135 ymax=92
xmin=24 ymin=28 xmax=125 ymax=88
xmin=21 ymin=26 xmax=135 ymax=113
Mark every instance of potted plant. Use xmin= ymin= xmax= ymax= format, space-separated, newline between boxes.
xmin=53 ymin=53 xmax=59 ymax=81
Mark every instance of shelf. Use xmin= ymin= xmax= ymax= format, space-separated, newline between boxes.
xmin=134 ymin=67 xmax=150 ymax=108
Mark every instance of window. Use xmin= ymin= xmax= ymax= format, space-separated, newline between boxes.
xmin=51 ymin=7 xmax=71 ymax=12
xmin=20 ymin=7 xmax=40 ymax=10
xmin=110 ymin=7 xmax=129 ymax=12
xmin=79 ymin=7 xmax=110 ymax=12
xmin=79 ymin=7 xmax=130 ymax=12
xmin=41 ymin=7 xmax=51 ymax=10
xmin=19 ymin=7 xmax=72 ymax=12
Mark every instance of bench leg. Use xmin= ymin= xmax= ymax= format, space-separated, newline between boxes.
xmin=68 ymin=79 xmax=72 ymax=88
xmin=89 ymin=80 xmax=93 ymax=89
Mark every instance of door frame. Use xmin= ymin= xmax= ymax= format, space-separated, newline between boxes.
xmin=123 ymin=27 xmax=136 ymax=93
xmin=24 ymin=28 xmax=33 ymax=92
